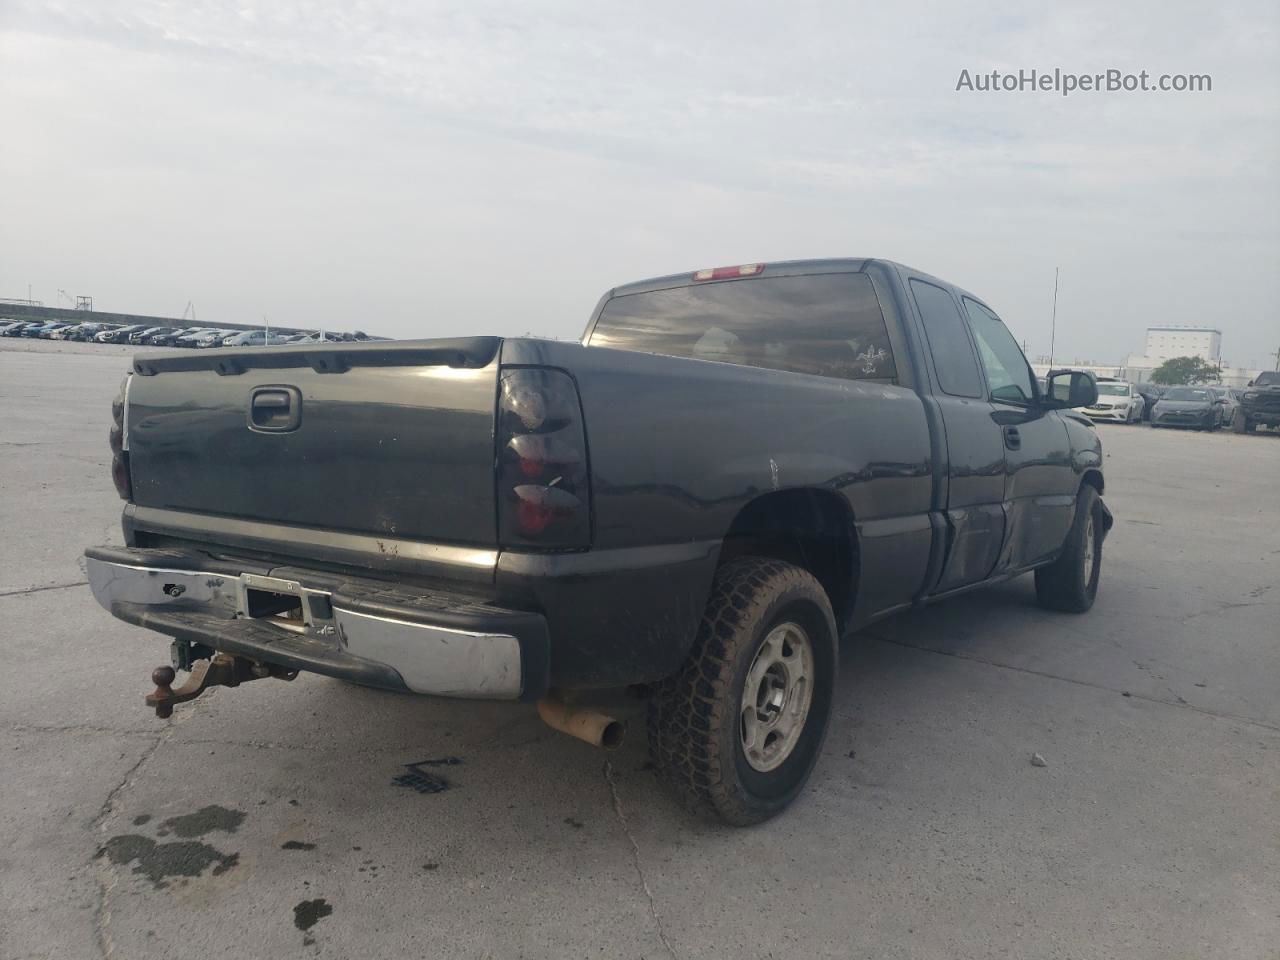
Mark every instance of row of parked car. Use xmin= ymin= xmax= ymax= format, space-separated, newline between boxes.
xmin=1062 ymin=376 xmax=1280 ymax=434
xmin=0 ymin=319 xmax=378 ymax=347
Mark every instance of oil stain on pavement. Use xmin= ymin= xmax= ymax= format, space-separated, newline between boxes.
xmin=294 ymin=898 xmax=334 ymax=933
xmin=96 ymin=835 xmax=239 ymax=888
xmin=157 ymin=804 xmax=246 ymax=837
xmin=97 ymin=805 xmax=247 ymax=888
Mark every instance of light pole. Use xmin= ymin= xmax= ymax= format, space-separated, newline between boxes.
xmin=1048 ymin=267 xmax=1059 ymax=369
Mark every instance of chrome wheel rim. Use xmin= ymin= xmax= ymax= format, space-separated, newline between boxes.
xmin=1082 ymin=512 xmax=1096 ymax=584
xmin=740 ymin=622 xmax=814 ymax=773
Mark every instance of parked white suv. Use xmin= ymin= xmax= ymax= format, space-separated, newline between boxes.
xmin=1077 ymin=381 xmax=1145 ymax=423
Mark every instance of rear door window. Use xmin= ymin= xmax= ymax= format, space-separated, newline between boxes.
xmin=910 ymin=280 xmax=984 ymax=398
xmin=590 ymin=272 xmax=898 ymax=383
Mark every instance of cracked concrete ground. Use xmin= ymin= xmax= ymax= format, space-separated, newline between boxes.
xmin=2 ymin=338 xmax=1278 ymax=959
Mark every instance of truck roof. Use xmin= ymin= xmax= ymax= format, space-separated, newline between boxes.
xmin=609 ymin=258 xmax=870 ymax=299
xmin=605 ymin=258 xmax=995 ymax=316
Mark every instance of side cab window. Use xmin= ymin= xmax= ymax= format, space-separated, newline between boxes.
xmin=910 ymin=279 xmax=984 ymax=398
xmin=962 ymin=299 xmax=1035 ymax=405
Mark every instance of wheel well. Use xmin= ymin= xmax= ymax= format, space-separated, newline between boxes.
xmin=1080 ymin=469 xmax=1104 ymax=496
xmin=717 ymin=489 xmax=858 ymax=626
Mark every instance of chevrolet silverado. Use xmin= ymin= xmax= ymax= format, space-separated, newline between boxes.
xmin=86 ymin=258 xmax=1111 ymax=824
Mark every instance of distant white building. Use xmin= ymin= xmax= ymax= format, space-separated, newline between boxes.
xmin=1124 ymin=325 xmax=1222 ymax=379
xmin=1033 ymin=325 xmax=1264 ymax=389
xmin=1140 ymin=326 xmax=1222 ymax=364
xmin=1119 ymin=325 xmax=1261 ymax=387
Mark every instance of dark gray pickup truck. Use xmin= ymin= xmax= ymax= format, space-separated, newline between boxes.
xmin=87 ymin=258 xmax=1111 ymax=824
xmin=1233 ymin=370 xmax=1280 ymax=433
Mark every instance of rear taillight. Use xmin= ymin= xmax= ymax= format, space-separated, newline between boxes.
xmin=110 ymin=375 xmax=132 ymax=500
xmin=497 ymin=368 xmax=589 ymax=548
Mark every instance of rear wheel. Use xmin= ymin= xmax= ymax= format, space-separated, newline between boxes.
xmin=1232 ymin=410 xmax=1253 ymax=434
xmin=647 ymin=558 xmax=837 ymax=826
xmin=1035 ymin=486 xmax=1104 ymax=613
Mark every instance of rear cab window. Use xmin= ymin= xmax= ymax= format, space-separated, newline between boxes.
xmin=589 ymin=272 xmax=900 ymax=384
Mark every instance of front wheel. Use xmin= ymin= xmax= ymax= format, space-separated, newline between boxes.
xmin=647 ymin=558 xmax=837 ymax=826
xmin=1035 ymin=486 xmax=1105 ymax=613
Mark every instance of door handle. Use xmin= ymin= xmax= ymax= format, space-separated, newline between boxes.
xmin=253 ymin=391 xmax=290 ymax=410
xmin=1003 ymin=426 xmax=1021 ymax=450
xmin=248 ymin=385 xmax=302 ymax=432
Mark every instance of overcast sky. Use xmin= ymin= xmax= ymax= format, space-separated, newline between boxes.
xmin=2 ymin=0 xmax=1277 ymax=367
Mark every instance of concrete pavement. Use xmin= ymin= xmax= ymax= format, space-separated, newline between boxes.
xmin=2 ymin=338 xmax=1277 ymax=959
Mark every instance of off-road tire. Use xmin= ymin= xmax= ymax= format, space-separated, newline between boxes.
xmin=1035 ymin=486 xmax=1104 ymax=613
xmin=647 ymin=558 xmax=837 ymax=826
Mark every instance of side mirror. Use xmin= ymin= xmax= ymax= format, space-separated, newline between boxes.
xmin=1043 ymin=369 xmax=1098 ymax=409
xmin=1247 ymin=380 xmax=1254 ymax=387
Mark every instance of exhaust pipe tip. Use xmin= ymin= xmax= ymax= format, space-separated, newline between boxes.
xmin=598 ymin=719 xmax=624 ymax=750
xmin=537 ymin=697 xmax=625 ymax=751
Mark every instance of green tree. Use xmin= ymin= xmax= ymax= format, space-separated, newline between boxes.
xmin=1150 ymin=355 xmax=1221 ymax=385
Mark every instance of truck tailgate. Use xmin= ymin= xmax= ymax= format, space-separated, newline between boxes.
xmin=126 ymin=338 xmax=500 ymax=546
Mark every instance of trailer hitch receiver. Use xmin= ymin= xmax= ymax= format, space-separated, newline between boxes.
xmin=145 ymin=653 xmax=296 ymax=718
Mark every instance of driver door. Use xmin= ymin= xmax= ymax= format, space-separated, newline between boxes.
xmin=962 ymin=299 xmax=1076 ymax=570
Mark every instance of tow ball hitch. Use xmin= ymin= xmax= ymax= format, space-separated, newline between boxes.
xmin=145 ymin=654 xmax=297 ymax=718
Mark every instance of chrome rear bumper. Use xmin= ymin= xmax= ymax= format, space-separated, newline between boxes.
xmin=85 ymin=547 xmax=550 ymax=701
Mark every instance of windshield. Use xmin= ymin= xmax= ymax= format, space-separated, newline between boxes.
xmin=1097 ymin=384 xmax=1129 ymax=397
xmin=1255 ymin=372 xmax=1280 ymax=387
xmin=1164 ymin=387 xmax=1212 ymax=402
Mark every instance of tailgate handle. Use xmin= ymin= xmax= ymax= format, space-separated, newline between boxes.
xmin=248 ymin=386 xmax=302 ymax=432
xmin=254 ymin=391 xmax=289 ymax=409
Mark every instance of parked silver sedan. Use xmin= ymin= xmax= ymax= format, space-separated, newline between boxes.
xmin=1208 ymin=386 xmax=1239 ymax=426
xmin=1150 ymin=386 xmax=1220 ymax=431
